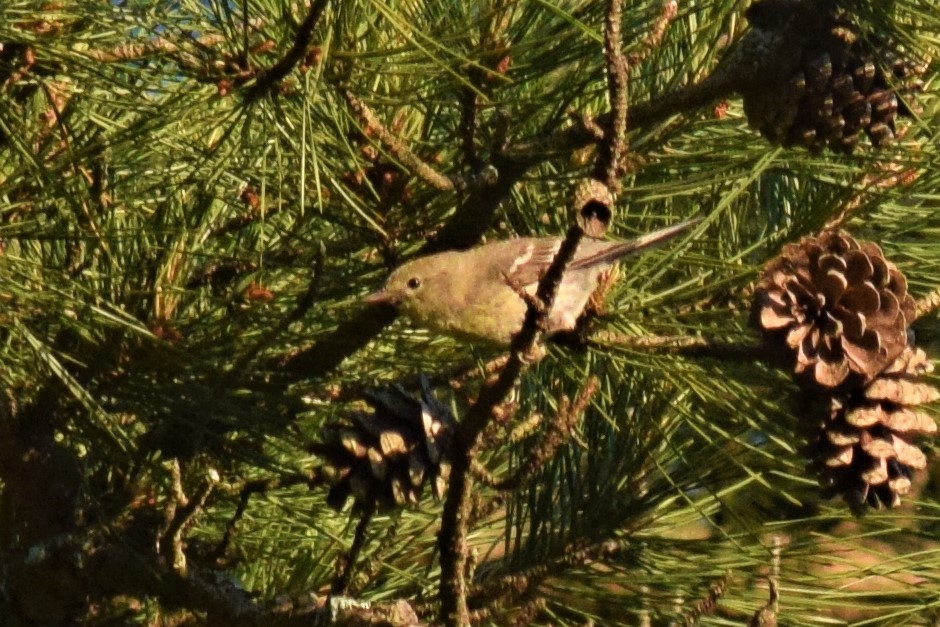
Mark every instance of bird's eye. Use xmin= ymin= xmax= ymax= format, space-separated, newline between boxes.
xmin=406 ymin=277 xmax=421 ymax=290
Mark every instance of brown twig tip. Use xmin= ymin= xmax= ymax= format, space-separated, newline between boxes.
xmin=343 ymin=90 xmax=455 ymax=192
xmin=628 ymin=1 xmax=679 ymax=66
xmin=683 ymin=570 xmax=733 ymax=626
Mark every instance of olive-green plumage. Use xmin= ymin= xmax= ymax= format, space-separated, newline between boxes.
xmin=366 ymin=219 xmax=699 ymax=345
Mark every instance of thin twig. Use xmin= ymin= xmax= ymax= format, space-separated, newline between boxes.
xmin=83 ymin=34 xmax=225 ymax=63
xmin=316 ymin=355 xmax=510 ymax=407
xmin=682 ymin=571 xmax=733 ymax=626
xmin=824 ymin=162 xmax=921 ymax=231
xmin=344 ymin=90 xmax=455 ymax=192
xmin=159 ymin=465 xmax=221 ymax=574
xmin=438 ymin=224 xmax=585 ymax=626
xmin=916 ymin=288 xmax=940 ymax=320
xmin=470 ymin=460 xmax=501 ymax=488
xmin=596 ymin=0 xmax=629 ymax=188
xmin=244 ymin=0 xmax=329 ymax=100
xmin=626 ymin=1 xmax=679 ymax=67
xmin=494 ymin=377 xmax=597 ymax=491
xmin=591 ymin=330 xmax=766 ymax=362
xmin=331 ymin=505 xmax=375 ymax=596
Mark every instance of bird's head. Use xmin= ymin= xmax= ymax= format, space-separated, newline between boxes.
xmin=364 ymin=256 xmax=445 ymax=319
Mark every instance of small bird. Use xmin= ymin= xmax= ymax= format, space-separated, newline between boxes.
xmin=366 ymin=219 xmax=700 ymax=345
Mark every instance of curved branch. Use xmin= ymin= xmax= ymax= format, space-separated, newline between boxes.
xmin=244 ymin=0 xmax=329 ymax=100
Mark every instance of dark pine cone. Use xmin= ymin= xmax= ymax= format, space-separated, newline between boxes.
xmin=312 ymin=377 xmax=453 ymax=511
xmin=742 ymin=0 xmax=925 ymax=153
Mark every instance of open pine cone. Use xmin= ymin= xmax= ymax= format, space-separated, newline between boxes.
xmin=312 ymin=378 xmax=453 ymax=511
xmin=754 ymin=230 xmax=915 ymax=388
xmin=812 ymin=345 xmax=938 ymax=509
xmin=742 ymin=0 xmax=925 ymax=153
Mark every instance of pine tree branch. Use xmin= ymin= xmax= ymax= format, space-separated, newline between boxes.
xmin=243 ymin=0 xmax=329 ymax=101
xmin=82 ymin=34 xmax=226 ymax=63
xmin=331 ymin=506 xmax=375 ymax=596
xmin=278 ymin=15 xmax=840 ymax=378
xmin=492 ymin=377 xmax=596 ymax=491
xmin=596 ymin=0 xmax=629 ymax=189
xmin=344 ymin=90 xmax=455 ymax=192
xmin=438 ymin=224 xmax=584 ymax=626
xmin=592 ymin=331 xmax=767 ymax=363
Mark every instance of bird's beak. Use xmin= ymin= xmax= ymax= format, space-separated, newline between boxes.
xmin=364 ymin=288 xmax=397 ymax=305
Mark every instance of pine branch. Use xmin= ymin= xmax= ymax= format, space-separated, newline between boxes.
xmin=438 ymin=223 xmax=585 ymax=626
xmin=243 ymin=0 xmax=329 ymax=101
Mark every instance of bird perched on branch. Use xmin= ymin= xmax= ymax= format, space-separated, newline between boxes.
xmin=366 ymin=219 xmax=700 ymax=345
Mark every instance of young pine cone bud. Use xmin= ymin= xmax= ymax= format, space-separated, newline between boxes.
xmin=753 ymin=230 xmax=915 ymax=389
xmin=311 ymin=377 xmax=453 ymax=511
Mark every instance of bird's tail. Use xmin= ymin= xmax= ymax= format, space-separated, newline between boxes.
xmin=570 ymin=217 xmax=702 ymax=270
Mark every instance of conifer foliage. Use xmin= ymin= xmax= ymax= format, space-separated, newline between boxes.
xmin=0 ymin=1 xmax=938 ymax=625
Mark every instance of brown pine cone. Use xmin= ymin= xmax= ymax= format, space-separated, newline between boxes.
xmin=753 ymin=231 xmax=915 ymax=388
xmin=812 ymin=345 xmax=937 ymax=509
xmin=311 ymin=378 xmax=453 ymax=511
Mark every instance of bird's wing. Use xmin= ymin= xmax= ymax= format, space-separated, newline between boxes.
xmin=503 ymin=238 xmax=563 ymax=288
xmin=569 ymin=218 xmax=700 ymax=270
xmin=502 ymin=218 xmax=698 ymax=287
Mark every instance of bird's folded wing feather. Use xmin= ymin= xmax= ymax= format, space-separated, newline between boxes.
xmin=504 ymin=239 xmax=563 ymax=288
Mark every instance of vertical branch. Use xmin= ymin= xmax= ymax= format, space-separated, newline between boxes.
xmin=438 ymin=4 xmax=678 ymax=622
xmin=158 ymin=463 xmax=220 ymax=575
xmin=580 ymin=0 xmax=637 ymax=237
xmin=459 ymin=84 xmax=484 ymax=170
xmin=596 ymin=0 xmax=630 ymax=189
xmin=437 ymin=225 xmax=584 ymax=626
xmin=331 ymin=505 xmax=375 ymax=596
xmin=240 ymin=0 xmax=250 ymax=68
